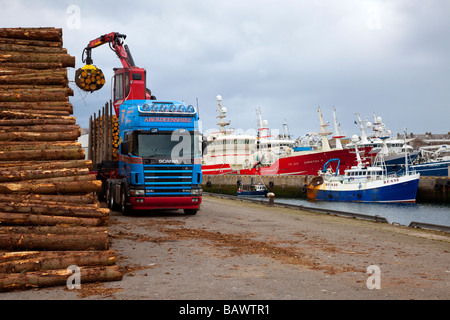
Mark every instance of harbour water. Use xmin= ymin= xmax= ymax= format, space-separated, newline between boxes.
xmin=261 ymin=197 xmax=450 ymax=228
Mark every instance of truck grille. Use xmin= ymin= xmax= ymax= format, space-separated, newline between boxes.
xmin=144 ymin=165 xmax=193 ymax=197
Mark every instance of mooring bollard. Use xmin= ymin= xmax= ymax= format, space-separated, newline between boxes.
xmin=267 ymin=192 xmax=275 ymax=206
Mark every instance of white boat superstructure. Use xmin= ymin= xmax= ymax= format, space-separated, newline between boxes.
xmin=253 ymin=107 xmax=295 ymax=166
xmin=202 ymin=95 xmax=257 ymax=172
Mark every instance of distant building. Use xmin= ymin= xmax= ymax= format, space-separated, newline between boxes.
xmin=396 ymin=132 xmax=450 ymax=149
xmin=78 ymin=133 xmax=89 ymax=160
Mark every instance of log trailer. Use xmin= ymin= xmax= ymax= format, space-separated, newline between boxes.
xmin=76 ymin=32 xmax=202 ymax=215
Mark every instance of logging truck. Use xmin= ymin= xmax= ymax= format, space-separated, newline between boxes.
xmin=78 ymin=32 xmax=202 ymax=215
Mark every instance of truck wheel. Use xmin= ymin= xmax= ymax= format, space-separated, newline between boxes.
xmin=106 ymin=183 xmax=112 ymax=209
xmin=184 ymin=209 xmax=197 ymax=215
xmin=120 ymin=188 xmax=132 ymax=216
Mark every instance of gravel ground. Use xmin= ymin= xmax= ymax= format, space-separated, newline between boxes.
xmin=1 ymin=194 xmax=449 ymax=301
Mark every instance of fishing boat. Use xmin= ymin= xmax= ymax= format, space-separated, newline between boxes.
xmin=259 ymin=107 xmax=373 ymax=176
xmin=202 ymin=101 xmax=373 ymax=176
xmin=201 ymin=95 xmax=258 ymax=175
xmin=411 ymin=145 xmax=450 ymax=177
xmin=347 ymin=113 xmax=419 ymax=174
xmin=237 ymin=183 xmax=268 ymax=197
xmin=306 ymin=137 xmax=420 ymax=203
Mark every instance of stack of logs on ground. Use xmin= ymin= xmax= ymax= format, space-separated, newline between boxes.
xmin=0 ymin=28 xmax=122 ymax=292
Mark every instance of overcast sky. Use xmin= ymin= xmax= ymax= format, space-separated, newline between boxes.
xmin=2 ymin=0 xmax=449 ymax=139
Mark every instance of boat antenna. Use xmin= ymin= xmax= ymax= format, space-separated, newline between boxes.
xmin=404 ymin=128 xmax=409 ymax=176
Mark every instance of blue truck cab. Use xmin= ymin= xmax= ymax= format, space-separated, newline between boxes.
xmin=106 ymin=99 xmax=202 ymax=215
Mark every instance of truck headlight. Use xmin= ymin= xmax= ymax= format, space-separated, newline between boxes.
xmin=191 ymin=188 xmax=202 ymax=196
xmin=130 ymin=189 xmax=145 ymax=196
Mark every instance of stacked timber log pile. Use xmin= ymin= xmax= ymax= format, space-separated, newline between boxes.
xmin=90 ymin=102 xmax=120 ymax=164
xmin=0 ymin=27 xmax=122 ymax=292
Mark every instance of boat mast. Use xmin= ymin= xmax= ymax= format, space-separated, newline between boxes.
xmin=355 ymin=113 xmax=370 ymax=144
xmin=332 ymin=106 xmax=344 ymax=150
xmin=318 ymin=106 xmax=331 ymax=151
xmin=404 ymin=129 xmax=409 ymax=176
xmin=216 ymin=95 xmax=231 ymax=135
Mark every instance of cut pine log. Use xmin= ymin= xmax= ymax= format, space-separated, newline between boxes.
xmin=0 ymin=130 xmax=80 ymax=141
xmin=0 ymin=118 xmax=76 ymax=126
xmin=0 ymin=148 xmax=85 ymax=161
xmin=0 ymin=265 xmax=122 ymax=292
xmin=0 ymin=124 xmax=79 ymax=133
xmin=0 ymin=167 xmax=89 ymax=182
xmin=0 ymin=159 xmax=92 ymax=171
xmin=0 ymin=194 xmax=97 ymax=205
xmin=0 ymin=212 xmax=106 ymax=227
xmin=0 ymin=203 xmax=109 ymax=218
xmin=0 ymin=233 xmax=110 ymax=251
xmin=0 ymin=226 xmax=108 ymax=235
xmin=0 ymin=101 xmax=73 ymax=112
xmin=0 ymin=180 xmax=102 ymax=194
xmin=0 ymin=28 xmax=63 ymax=42
xmin=0 ymin=37 xmax=62 ymax=48
xmin=0 ymin=44 xmax=67 ymax=54
xmin=0 ymin=86 xmax=73 ymax=96
xmin=0 ymin=52 xmax=75 ymax=68
xmin=0 ymin=110 xmax=74 ymax=121
xmin=0 ymin=62 xmax=64 ymax=69
xmin=0 ymin=250 xmax=116 ymax=273
xmin=0 ymin=141 xmax=80 ymax=151
xmin=0 ymin=89 xmax=69 ymax=102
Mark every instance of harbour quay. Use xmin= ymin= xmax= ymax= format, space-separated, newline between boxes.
xmin=202 ymin=174 xmax=450 ymax=204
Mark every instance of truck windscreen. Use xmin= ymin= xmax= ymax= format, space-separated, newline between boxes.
xmin=134 ymin=130 xmax=200 ymax=161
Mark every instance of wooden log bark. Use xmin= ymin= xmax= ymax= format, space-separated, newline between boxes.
xmin=0 ymin=86 xmax=73 ymax=96
xmin=0 ymin=159 xmax=92 ymax=171
xmin=0 ymin=212 xmax=106 ymax=227
xmin=0 ymin=44 xmax=67 ymax=54
xmin=0 ymin=148 xmax=85 ymax=161
xmin=0 ymin=180 xmax=102 ymax=194
xmin=0 ymin=89 xmax=69 ymax=102
xmin=0 ymin=250 xmax=116 ymax=273
xmin=0 ymin=130 xmax=80 ymax=141
xmin=0 ymin=233 xmax=110 ymax=251
xmin=0 ymin=28 xmax=63 ymax=42
xmin=0 ymin=167 xmax=89 ymax=182
xmin=0 ymin=110 xmax=74 ymax=121
xmin=0 ymin=141 xmax=80 ymax=151
xmin=0 ymin=75 xmax=67 ymax=86
xmin=0 ymin=124 xmax=79 ymax=133
xmin=0 ymin=101 xmax=73 ymax=112
xmin=0 ymin=203 xmax=109 ymax=218
xmin=0 ymin=52 xmax=75 ymax=68
xmin=0 ymin=108 xmax=71 ymax=116
xmin=0 ymin=67 xmax=67 ymax=77
xmin=0 ymin=62 xmax=64 ymax=69
xmin=0 ymin=194 xmax=97 ymax=205
xmin=0 ymin=118 xmax=76 ymax=126
xmin=0 ymin=37 xmax=62 ymax=48
xmin=0 ymin=265 xmax=122 ymax=292
xmin=0 ymin=226 xmax=108 ymax=235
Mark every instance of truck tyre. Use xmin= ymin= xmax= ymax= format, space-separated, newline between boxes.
xmin=120 ymin=187 xmax=132 ymax=216
xmin=105 ymin=183 xmax=112 ymax=209
xmin=184 ymin=209 xmax=197 ymax=215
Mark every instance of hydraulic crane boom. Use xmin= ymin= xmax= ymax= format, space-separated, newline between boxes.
xmin=75 ymin=32 xmax=156 ymax=114
xmin=82 ymin=32 xmax=136 ymax=68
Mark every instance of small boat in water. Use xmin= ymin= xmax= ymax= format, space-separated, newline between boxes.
xmin=237 ymin=183 xmax=268 ymax=197
xmin=307 ymin=139 xmax=420 ymax=203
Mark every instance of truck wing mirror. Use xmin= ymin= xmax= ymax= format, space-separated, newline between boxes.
xmin=120 ymin=142 xmax=129 ymax=155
